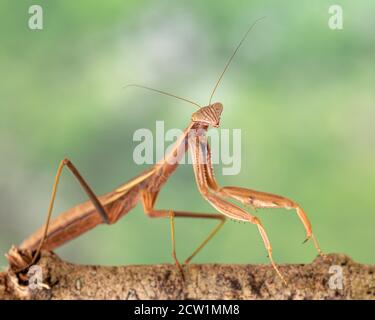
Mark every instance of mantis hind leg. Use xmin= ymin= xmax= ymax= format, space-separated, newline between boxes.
xmin=12 ymin=158 xmax=110 ymax=273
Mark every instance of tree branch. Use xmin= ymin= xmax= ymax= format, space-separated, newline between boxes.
xmin=1 ymin=251 xmax=374 ymax=300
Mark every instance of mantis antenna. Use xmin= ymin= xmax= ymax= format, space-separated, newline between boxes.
xmin=124 ymin=84 xmax=201 ymax=109
xmin=208 ymin=16 xmax=266 ymax=106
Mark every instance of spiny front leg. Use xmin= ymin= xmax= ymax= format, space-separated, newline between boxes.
xmin=189 ymin=136 xmax=287 ymax=284
xmin=206 ymin=192 xmax=287 ymax=284
xmin=200 ymin=139 xmax=323 ymax=256
xmin=218 ymin=186 xmax=323 ymax=256
xmin=202 ymin=192 xmax=287 ymax=284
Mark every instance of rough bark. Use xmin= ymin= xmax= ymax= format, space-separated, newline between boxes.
xmin=0 ymin=251 xmax=374 ymax=300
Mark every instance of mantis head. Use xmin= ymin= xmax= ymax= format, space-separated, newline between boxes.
xmin=191 ymin=103 xmax=223 ymax=128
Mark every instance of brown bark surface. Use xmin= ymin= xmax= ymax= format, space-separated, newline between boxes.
xmin=0 ymin=251 xmax=374 ymax=300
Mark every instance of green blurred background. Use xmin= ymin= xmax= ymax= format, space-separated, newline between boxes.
xmin=1 ymin=0 xmax=374 ymax=270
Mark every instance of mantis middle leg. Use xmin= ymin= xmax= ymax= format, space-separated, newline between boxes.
xmin=141 ymin=191 xmax=226 ymax=273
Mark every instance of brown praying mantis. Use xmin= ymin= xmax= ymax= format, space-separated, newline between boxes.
xmin=7 ymin=19 xmax=323 ymax=284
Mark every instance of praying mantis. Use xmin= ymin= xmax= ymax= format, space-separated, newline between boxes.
xmin=7 ymin=19 xmax=323 ymax=284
